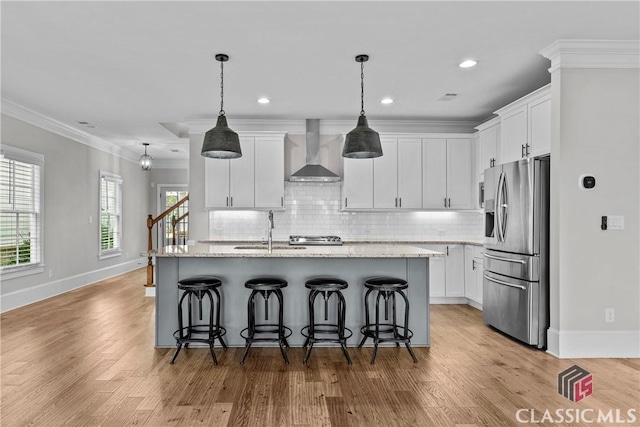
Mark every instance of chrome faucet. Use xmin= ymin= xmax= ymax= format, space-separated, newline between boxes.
xmin=267 ymin=210 xmax=274 ymax=253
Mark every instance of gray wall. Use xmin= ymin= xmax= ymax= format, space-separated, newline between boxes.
xmin=549 ymin=68 xmax=639 ymax=356
xmin=1 ymin=115 xmax=150 ymax=297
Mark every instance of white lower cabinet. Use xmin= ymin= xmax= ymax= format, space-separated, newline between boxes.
xmin=464 ymin=245 xmax=484 ymax=309
xmin=419 ymin=244 xmax=465 ymax=300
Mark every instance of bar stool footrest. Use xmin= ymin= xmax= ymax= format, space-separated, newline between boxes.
xmin=240 ymin=325 xmax=292 ymax=340
xmin=301 ymin=324 xmax=353 ymax=342
xmin=360 ymin=323 xmax=413 ymax=342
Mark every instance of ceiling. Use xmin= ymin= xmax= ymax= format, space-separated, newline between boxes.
xmin=2 ymin=1 xmax=638 ymax=162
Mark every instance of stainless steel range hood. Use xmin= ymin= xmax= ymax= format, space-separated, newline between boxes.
xmin=290 ymin=119 xmax=340 ymax=182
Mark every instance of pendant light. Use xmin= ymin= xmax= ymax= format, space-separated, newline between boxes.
xmin=342 ymin=54 xmax=383 ymax=159
xmin=139 ymin=143 xmax=153 ymax=171
xmin=201 ymin=53 xmax=242 ymax=159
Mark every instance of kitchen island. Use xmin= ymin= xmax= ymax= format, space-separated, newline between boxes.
xmin=153 ymin=243 xmax=442 ymax=348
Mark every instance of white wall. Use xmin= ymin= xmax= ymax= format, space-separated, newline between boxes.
xmin=0 ymin=115 xmax=150 ymax=310
xmin=548 ymin=68 xmax=640 ymax=358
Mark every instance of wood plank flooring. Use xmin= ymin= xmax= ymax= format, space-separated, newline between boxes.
xmin=2 ymin=268 xmax=638 ymax=426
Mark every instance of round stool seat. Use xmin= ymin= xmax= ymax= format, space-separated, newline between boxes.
xmin=305 ymin=277 xmax=348 ymax=291
xmin=364 ymin=276 xmax=408 ymax=291
xmin=245 ymin=277 xmax=288 ymax=291
xmin=178 ymin=275 xmax=222 ymax=289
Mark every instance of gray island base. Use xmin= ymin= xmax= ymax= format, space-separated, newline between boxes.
xmin=154 ymin=244 xmax=441 ymax=348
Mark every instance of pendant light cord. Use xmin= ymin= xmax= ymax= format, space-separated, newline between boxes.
xmin=219 ymin=60 xmax=225 ymax=116
xmin=360 ymin=61 xmax=365 ymax=116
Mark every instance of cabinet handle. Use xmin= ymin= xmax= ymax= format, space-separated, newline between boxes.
xmin=230 ymin=196 xmax=233 ymax=207
xmin=444 ymin=198 xmax=447 ymax=208
xmin=281 ymin=196 xmax=284 ymax=207
xmin=345 ymin=198 xmax=348 ymax=208
xmin=395 ymin=197 xmax=398 ymax=208
xmin=472 ymin=259 xmax=476 ymax=270
xmin=399 ymin=198 xmax=402 ymax=208
xmin=448 ymin=198 xmax=451 ymax=208
xmin=446 ymin=246 xmax=449 ymax=256
xmin=521 ymin=144 xmax=526 ymax=158
xmin=525 ymin=144 xmax=530 ymax=157
xmin=226 ymin=196 xmax=229 ymax=207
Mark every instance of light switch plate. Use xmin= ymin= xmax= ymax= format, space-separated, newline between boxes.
xmin=608 ymin=215 xmax=624 ymax=230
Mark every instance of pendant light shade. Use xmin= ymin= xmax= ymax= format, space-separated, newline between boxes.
xmin=201 ymin=53 xmax=242 ymax=159
xmin=140 ymin=143 xmax=153 ymax=171
xmin=342 ymin=54 xmax=382 ymax=159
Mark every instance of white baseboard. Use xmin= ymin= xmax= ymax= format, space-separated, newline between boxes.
xmin=0 ymin=258 xmax=145 ymax=313
xmin=145 ymin=286 xmax=156 ymax=297
xmin=466 ymin=299 xmax=483 ymax=311
xmin=547 ymin=328 xmax=640 ymax=358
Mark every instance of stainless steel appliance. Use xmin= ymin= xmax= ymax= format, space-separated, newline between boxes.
xmin=483 ymin=156 xmax=550 ymax=348
xmin=289 ymin=235 xmax=343 ymax=246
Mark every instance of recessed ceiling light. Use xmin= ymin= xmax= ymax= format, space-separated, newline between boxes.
xmin=459 ymin=60 xmax=477 ymax=68
xmin=380 ymin=98 xmax=394 ymax=104
xmin=257 ymin=97 xmax=270 ymax=104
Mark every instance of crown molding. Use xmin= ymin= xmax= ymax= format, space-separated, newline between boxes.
xmin=186 ymin=117 xmax=478 ymax=135
xmin=539 ymin=39 xmax=640 ymax=73
xmin=1 ymin=98 xmax=139 ymax=164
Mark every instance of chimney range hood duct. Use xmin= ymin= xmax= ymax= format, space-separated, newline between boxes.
xmin=289 ymin=119 xmax=340 ymax=182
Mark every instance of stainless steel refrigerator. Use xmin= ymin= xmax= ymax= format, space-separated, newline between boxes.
xmin=483 ymin=156 xmax=550 ymax=348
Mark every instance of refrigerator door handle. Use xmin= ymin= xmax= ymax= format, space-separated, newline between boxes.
xmin=483 ymin=274 xmax=526 ymax=290
xmin=496 ymin=172 xmax=505 ymax=242
xmin=499 ymin=172 xmax=509 ymax=242
xmin=484 ymin=253 xmax=526 ymax=264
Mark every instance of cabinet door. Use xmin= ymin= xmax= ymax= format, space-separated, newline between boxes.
xmin=446 ymin=139 xmax=472 ymax=209
xmin=343 ymin=157 xmax=373 ymax=209
xmin=445 ymin=245 xmax=465 ymax=297
xmin=229 ymin=137 xmax=255 ymax=208
xmin=204 ymin=158 xmax=230 ymax=208
xmin=480 ymin=124 xmax=499 ymax=171
xmin=373 ymin=139 xmax=398 ymax=209
xmin=528 ymin=96 xmax=551 ymax=158
xmin=464 ymin=246 xmax=476 ymax=301
xmin=397 ymin=138 xmax=423 ymax=209
xmin=422 ymin=139 xmax=447 ymax=209
xmin=500 ymin=106 xmax=527 ymax=163
xmin=254 ymin=137 xmax=284 ymax=209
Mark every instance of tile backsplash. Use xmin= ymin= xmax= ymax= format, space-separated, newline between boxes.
xmin=209 ymin=182 xmax=483 ymax=241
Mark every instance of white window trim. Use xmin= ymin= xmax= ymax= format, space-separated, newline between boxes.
xmin=98 ymin=170 xmax=123 ymax=260
xmin=0 ymin=144 xmax=45 ymax=279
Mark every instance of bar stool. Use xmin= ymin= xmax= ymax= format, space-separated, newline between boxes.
xmin=170 ymin=275 xmax=227 ymax=365
xmin=240 ymin=277 xmax=292 ymax=364
xmin=358 ymin=276 xmax=417 ymax=364
xmin=300 ymin=277 xmax=353 ymax=365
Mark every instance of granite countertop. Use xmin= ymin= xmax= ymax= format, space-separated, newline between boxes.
xmin=199 ymin=238 xmax=485 ymax=246
xmin=152 ymin=242 xmax=444 ymax=258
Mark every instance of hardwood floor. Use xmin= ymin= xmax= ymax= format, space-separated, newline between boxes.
xmin=2 ymin=268 xmax=638 ymax=426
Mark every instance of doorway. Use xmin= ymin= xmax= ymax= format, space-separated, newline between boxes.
xmin=157 ymin=185 xmax=189 ymax=247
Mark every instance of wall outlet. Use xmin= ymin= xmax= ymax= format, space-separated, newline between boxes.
xmin=605 ymin=308 xmax=615 ymax=323
xmin=89 ymin=215 xmax=93 ymax=224
xmin=48 ymin=268 xmax=54 ymax=278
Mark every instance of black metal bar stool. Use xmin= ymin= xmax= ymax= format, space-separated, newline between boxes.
xmin=300 ymin=277 xmax=353 ymax=365
xmin=358 ymin=276 xmax=417 ymax=364
xmin=170 ymin=275 xmax=227 ymax=365
xmin=240 ymin=277 xmax=292 ymax=364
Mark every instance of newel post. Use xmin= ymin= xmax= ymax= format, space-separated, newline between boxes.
xmin=146 ymin=214 xmax=154 ymax=288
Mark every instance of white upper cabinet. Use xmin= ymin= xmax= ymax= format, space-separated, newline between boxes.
xmin=423 ymin=138 xmax=472 ymax=210
xmin=254 ymin=136 xmax=284 ymax=208
xmin=496 ymin=84 xmax=551 ymax=164
xmin=342 ymin=156 xmax=374 ymax=209
xmin=373 ymin=138 xmax=422 ymax=209
xmin=205 ymin=134 xmax=284 ymax=210
xmin=397 ymin=138 xmax=423 ymax=209
xmin=476 ymin=117 xmax=501 ymax=172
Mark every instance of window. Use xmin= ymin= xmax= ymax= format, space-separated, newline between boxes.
xmin=0 ymin=145 xmax=44 ymax=275
xmin=99 ymin=171 xmax=122 ymax=259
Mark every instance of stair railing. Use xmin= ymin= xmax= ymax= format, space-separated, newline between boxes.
xmin=145 ymin=194 xmax=189 ymax=289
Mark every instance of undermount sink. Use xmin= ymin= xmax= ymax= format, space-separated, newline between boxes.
xmin=233 ymin=245 xmax=307 ymax=250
